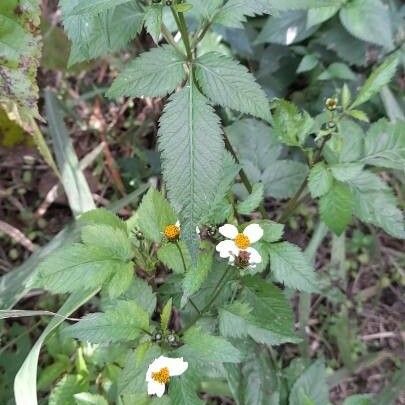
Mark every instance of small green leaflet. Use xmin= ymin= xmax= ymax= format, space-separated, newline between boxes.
xmin=307 ymin=4 xmax=342 ymax=28
xmin=66 ymin=0 xmax=132 ymax=16
xmin=158 ymin=242 xmax=191 ymax=274
xmin=269 ymin=242 xmax=318 ymax=293
xmin=144 ymin=4 xmax=163 ymax=44
xmin=160 ymin=298 xmax=172 ymax=332
xmin=158 ymin=81 xmax=225 ymax=259
xmin=339 ymin=0 xmax=393 ymax=49
xmin=320 ymin=181 xmax=353 ymax=235
xmin=330 ymin=163 xmax=364 ymax=182
xmin=79 ymin=208 xmax=128 ymax=232
xmin=257 ymin=220 xmax=284 ymax=243
xmin=107 ymin=45 xmax=186 ymax=99
xmin=169 ymin=372 xmax=203 ymax=405
xmin=213 ymin=0 xmax=272 ymax=28
xmin=74 ymin=393 xmax=109 ymax=405
xmin=360 ymin=119 xmax=405 ymax=170
xmin=272 ymin=99 xmax=314 ymax=147
xmin=308 ymin=162 xmax=333 ymax=198
xmin=179 ymin=327 xmax=242 ymax=363
xmin=350 ymin=54 xmax=399 ymax=109
xmin=135 ymin=188 xmax=177 ymax=243
xmin=237 ymin=183 xmax=264 ymax=215
xmin=349 ymin=171 xmax=405 ymax=239
xmin=195 ymin=52 xmax=270 ymax=121
xmin=289 ymin=359 xmax=329 ymax=405
xmin=64 ymin=301 xmax=149 ymax=343
xmin=48 ymin=375 xmax=88 ymax=405
xmin=181 ymin=246 xmax=214 ymax=306
xmin=241 ymin=276 xmax=298 ymax=344
xmin=60 ymin=0 xmax=144 ymax=65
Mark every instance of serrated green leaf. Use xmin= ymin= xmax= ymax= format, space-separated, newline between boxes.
xmin=74 ymin=393 xmax=109 ymax=405
xmin=330 ymin=163 xmax=364 ymax=182
xmin=350 ymin=55 xmax=399 ymax=109
xmin=256 ymin=11 xmax=319 ymax=45
xmin=120 ymin=277 xmax=157 ymax=316
xmin=182 ymin=246 xmax=214 ymax=305
xmin=320 ymin=181 xmax=353 ymax=235
xmin=297 ymin=54 xmax=319 ymax=73
xmin=144 ymin=4 xmax=163 ymax=44
xmin=346 ymin=109 xmax=369 ymax=122
xmin=360 ymin=119 xmax=405 ymax=170
xmin=31 ymin=244 xmax=128 ymax=294
xmin=213 ymin=0 xmax=271 ymax=28
xmin=341 ymin=83 xmax=351 ymax=110
xmin=169 ymin=372 xmax=203 ymax=405
xmin=261 ymin=160 xmax=308 ymax=199
xmin=257 ymin=220 xmax=284 ymax=243
xmin=225 ymin=342 xmax=278 ymax=405
xmin=201 ymin=152 xmax=239 ymax=225
xmin=81 ymin=224 xmax=133 ymax=261
xmin=307 ymin=4 xmax=342 ymax=28
xmin=158 ymin=81 xmax=225 ymax=258
xmin=340 ymin=0 xmax=393 ymax=49
xmin=289 ymin=359 xmax=328 ymax=405
xmin=308 ymin=162 xmax=333 ymax=198
xmin=65 ymin=301 xmax=149 ymax=343
xmin=241 ymin=276 xmax=298 ymax=345
xmin=180 ymin=327 xmax=242 ymax=363
xmin=195 ymin=52 xmax=270 ymax=121
xmin=68 ymin=0 xmax=132 ymax=16
xmin=237 ymin=183 xmax=264 ymax=215
xmin=269 ymin=242 xmax=318 ymax=293
xmin=318 ymin=62 xmax=356 ymax=81
xmin=160 ymin=298 xmax=172 ymax=332
xmin=107 ymin=262 xmax=134 ymax=298
xmin=157 ymin=242 xmax=191 ymax=274
xmin=107 ymin=45 xmax=186 ymax=99
xmin=136 ymin=188 xmax=177 ymax=243
xmin=349 ymin=171 xmax=405 ymax=239
xmin=272 ymin=99 xmax=313 ymax=146
xmin=60 ymin=0 xmax=144 ymax=65
xmin=270 ymin=0 xmax=338 ymax=10
xmin=343 ymin=394 xmax=372 ymax=405
xmin=49 ymin=375 xmax=88 ymax=405
xmin=78 ymin=208 xmax=127 ymax=232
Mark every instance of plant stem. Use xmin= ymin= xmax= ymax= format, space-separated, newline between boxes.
xmin=222 ymin=131 xmax=268 ymax=218
xmin=181 ymin=266 xmax=232 ymax=334
xmin=171 ymin=7 xmax=193 ymax=61
xmin=161 ymin=23 xmax=185 ymax=57
xmin=175 ymin=241 xmax=201 ymax=315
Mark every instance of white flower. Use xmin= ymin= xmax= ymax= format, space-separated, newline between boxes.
xmin=146 ymin=356 xmax=188 ymax=397
xmin=216 ymin=223 xmax=263 ymax=268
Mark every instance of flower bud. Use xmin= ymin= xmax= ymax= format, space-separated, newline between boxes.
xmin=325 ymin=98 xmax=338 ymax=111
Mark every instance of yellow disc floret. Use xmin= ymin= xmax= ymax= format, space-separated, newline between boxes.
xmin=234 ymin=233 xmax=250 ymax=249
xmin=164 ymin=224 xmax=180 ymax=241
xmin=152 ymin=367 xmax=170 ymax=384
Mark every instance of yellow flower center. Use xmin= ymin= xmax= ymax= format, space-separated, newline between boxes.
xmin=234 ymin=233 xmax=250 ymax=249
xmin=164 ymin=224 xmax=180 ymax=241
xmin=152 ymin=367 xmax=170 ymax=384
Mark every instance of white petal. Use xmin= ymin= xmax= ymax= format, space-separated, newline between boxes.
xmin=175 ymin=220 xmax=180 ymax=227
xmin=246 ymin=247 xmax=262 ymax=264
xmin=216 ymin=240 xmax=239 ymax=258
xmin=218 ymin=224 xmax=238 ymax=239
xmin=148 ymin=380 xmax=166 ymax=397
xmin=196 ymin=226 xmax=200 ymax=235
xmin=146 ymin=356 xmax=166 ymax=382
xmin=165 ymin=357 xmax=188 ymax=376
xmin=243 ymin=224 xmax=263 ymax=243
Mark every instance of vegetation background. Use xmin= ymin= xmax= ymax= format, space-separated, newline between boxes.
xmin=0 ymin=0 xmax=404 ymax=404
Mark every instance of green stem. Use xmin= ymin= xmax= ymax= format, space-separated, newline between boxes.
xmin=171 ymin=7 xmax=193 ymax=61
xmin=175 ymin=241 xmax=201 ymax=315
xmin=222 ymin=131 xmax=268 ymax=218
xmin=161 ymin=23 xmax=185 ymax=57
xmin=181 ymin=266 xmax=232 ymax=334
